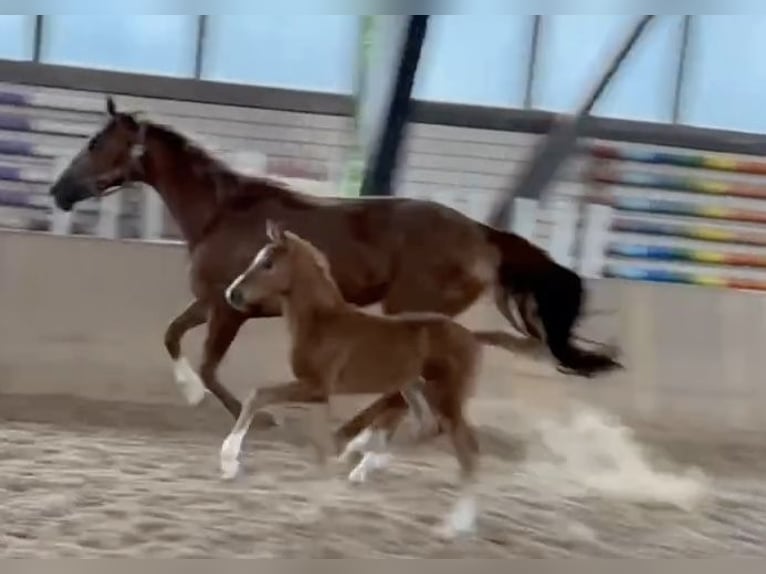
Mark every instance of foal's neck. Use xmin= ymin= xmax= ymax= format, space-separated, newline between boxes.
xmin=137 ymin=124 xmax=233 ymax=247
xmin=282 ymin=263 xmax=349 ymax=339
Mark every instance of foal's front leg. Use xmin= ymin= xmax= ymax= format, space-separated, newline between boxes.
xmin=200 ymin=304 xmax=247 ymax=418
xmin=220 ymin=380 xmax=329 ymax=479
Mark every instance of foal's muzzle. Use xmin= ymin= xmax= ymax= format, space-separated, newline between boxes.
xmin=225 ymin=284 xmax=247 ymax=312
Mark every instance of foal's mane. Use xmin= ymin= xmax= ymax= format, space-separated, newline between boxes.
xmin=285 ymin=231 xmax=339 ymax=291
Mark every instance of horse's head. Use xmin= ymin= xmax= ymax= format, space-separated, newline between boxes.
xmin=50 ymin=95 xmax=144 ymax=212
xmin=225 ymin=220 xmax=295 ymax=312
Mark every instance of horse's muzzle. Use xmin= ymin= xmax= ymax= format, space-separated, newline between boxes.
xmin=50 ymin=175 xmax=93 ymax=212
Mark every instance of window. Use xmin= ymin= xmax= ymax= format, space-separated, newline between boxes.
xmin=682 ymin=16 xmax=766 ymax=133
xmin=533 ymin=16 xmax=682 ymax=122
xmin=41 ymin=16 xmax=198 ymax=77
xmin=0 ymin=15 xmax=35 ymax=61
xmin=414 ymin=15 xmax=533 ymax=107
xmin=202 ymin=16 xmax=357 ymax=93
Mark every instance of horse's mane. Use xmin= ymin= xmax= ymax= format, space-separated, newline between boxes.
xmin=143 ymin=120 xmax=326 ymax=239
xmin=145 ymin=121 xmax=240 ymax=181
xmin=145 ymin=120 xmax=302 ymax=199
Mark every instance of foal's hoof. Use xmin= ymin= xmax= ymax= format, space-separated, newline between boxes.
xmin=220 ymin=457 xmax=241 ymax=480
xmin=347 ymin=453 xmax=391 ymax=483
xmin=436 ymin=496 xmax=477 ymax=539
xmin=252 ymin=411 xmax=280 ymax=430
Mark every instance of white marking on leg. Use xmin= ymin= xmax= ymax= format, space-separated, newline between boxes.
xmin=402 ymin=384 xmax=439 ymax=438
xmin=338 ymin=428 xmax=374 ymax=463
xmin=348 ymin=452 xmax=392 ymax=483
xmin=220 ymin=429 xmax=246 ymax=480
xmin=173 ymin=356 xmax=207 ymax=406
xmin=343 ymin=428 xmax=390 ymax=483
xmin=439 ymin=492 xmax=478 ymax=538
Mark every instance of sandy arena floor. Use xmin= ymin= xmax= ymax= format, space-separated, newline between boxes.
xmin=1 ymin=393 xmax=766 ymax=558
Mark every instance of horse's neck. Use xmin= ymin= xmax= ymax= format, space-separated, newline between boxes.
xmin=139 ymin=133 xmax=223 ymax=246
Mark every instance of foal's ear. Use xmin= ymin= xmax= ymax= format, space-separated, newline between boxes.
xmin=265 ymin=219 xmax=286 ymax=244
xmin=105 ymin=95 xmax=117 ymax=117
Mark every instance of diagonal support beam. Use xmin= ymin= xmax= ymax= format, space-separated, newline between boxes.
xmin=489 ymin=15 xmax=656 ymax=229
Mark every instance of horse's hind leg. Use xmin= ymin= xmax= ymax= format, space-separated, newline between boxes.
xmin=343 ymin=399 xmax=408 ymax=483
xmin=164 ymin=299 xmax=208 ymax=405
xmin=334 ymin=391 xmax=407 ymax=452
xmin=338 ymin=382 xmax=444 ymax=483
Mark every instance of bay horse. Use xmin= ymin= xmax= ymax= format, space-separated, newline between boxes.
xmin=221 ymin=220 xmax=511 ymax=536
xmin=48 ymin=96 xmax=620 ymax=428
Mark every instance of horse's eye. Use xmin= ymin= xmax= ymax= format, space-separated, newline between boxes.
xmin=260 ymin=259 xmax=273 ymax=271
xmin=87 ymin=137 xmax=98 ymax=151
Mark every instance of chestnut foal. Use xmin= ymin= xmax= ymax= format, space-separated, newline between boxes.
xmin=220 ymin=221 xmax=513 ymax=536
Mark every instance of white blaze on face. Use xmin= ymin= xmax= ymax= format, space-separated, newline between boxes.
xmin=253 ymin=243 xmax=275 ymax=268
xmin=225 ymin=244 xmax=275 ymax=308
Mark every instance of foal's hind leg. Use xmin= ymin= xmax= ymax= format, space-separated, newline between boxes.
xmin=428 ymin=388 xmax=480 ymax=537
xmin=352 ymin=275 xmax=485 ymax=440
xmin=164 ymin=299 xmax=208 ymax=405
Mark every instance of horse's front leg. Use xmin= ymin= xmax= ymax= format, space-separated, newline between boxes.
xmin=164 ymin=299 xmax=208 ymax=405
xmin=199 ymin=303 xmax=245 ymax=418
xmin=200 ymin=301 xmax=282 ymax=426
xmin=334 ymin=382 xmax=441 ymax=483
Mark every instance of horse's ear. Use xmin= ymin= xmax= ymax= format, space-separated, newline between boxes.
xmin=266 ymin=219 xmax=285 ymax=244
xmin=106 ymin=95 xmax=117 ymax=117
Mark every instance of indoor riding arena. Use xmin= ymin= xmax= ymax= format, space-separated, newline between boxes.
xmin=4 ymin=14 xmax=766 ymax=558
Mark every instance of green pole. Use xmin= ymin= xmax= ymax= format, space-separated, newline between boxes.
xmin=340 ymin=16 xmax=375 ymax=197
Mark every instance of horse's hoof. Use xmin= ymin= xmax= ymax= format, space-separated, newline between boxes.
xmin=173 ymin=357 xmax=207 ymax=406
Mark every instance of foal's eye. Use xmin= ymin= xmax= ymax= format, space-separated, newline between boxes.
xmin=261 ymin=259 xmax=273 ymax=271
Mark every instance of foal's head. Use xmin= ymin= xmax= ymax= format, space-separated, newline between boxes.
xmin=225 ymin=220 xmax=338 ymax=313
xmin=50 ymin=96 xmax=144 ymax=211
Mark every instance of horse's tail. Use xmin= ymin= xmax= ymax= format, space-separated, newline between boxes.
xmin=483 ymin=225 xmax=622 ymax=377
